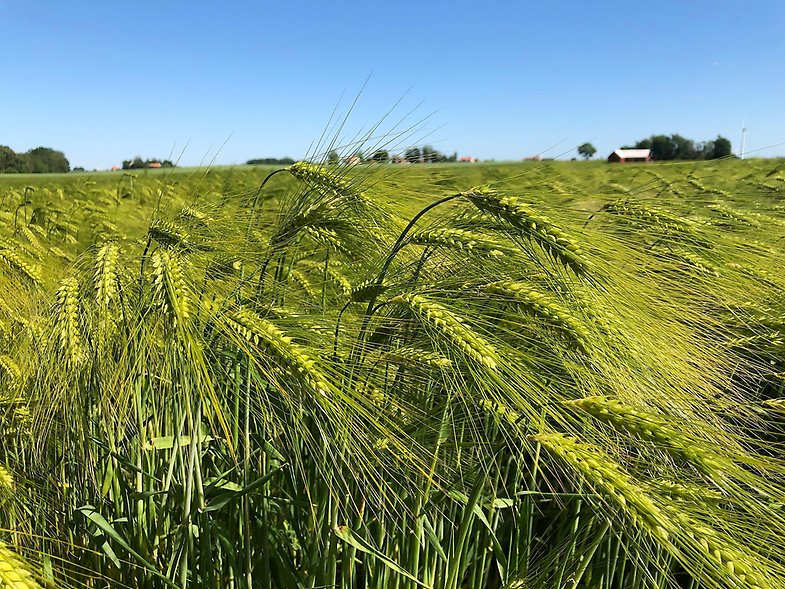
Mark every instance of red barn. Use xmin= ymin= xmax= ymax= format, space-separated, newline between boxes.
xmin=607 ymin=149 xmax=651 ymax=163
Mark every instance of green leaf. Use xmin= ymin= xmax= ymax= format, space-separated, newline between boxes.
xmin=77 ymin=504 xmax=179 ymax=588
xmin=334 ymin=525 xmax=432 ymax=588
xmin=143 ymin=433 xmax=213 ymax=451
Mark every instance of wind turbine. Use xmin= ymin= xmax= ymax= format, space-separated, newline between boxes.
xmin=739 ymin=118 xmax=747 ymax=159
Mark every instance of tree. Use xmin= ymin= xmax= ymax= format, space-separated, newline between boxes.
xmin=641 ymin=135 xmax=674 ymax=161
xmin=369 ymin=149 xmax=389 ymax=163
xmin=327 ymin=150 xmax=340 ymax=164
xmin=246 ymin=157 xmax=294 ymax=166
xmin=670 ymin=134 xmax=696 ymax=160
xmin=627 ymin=134 xmax=731 ymax=161
xmin=712 ymin=136 xmax=732 ymax=159
xmin=0 ymin=145 xmax=72 ymax=173
xmin=25 ymin=147 xmax=70 ymax=173
xmin=405 ymin=147 xmax=421 ymax=163
xmin=696 ymin=140 xmax=715 ymax=160
xmin=577 ymin=142 xmax=596 ymax=160
xmin=0 ymin=146 xmax=25 ymax=173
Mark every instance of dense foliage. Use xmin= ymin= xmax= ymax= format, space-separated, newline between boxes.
xmin=122 ymin=157 xmax=176 ymax=169
xmin=624 ymin=134 xmax=733 ymax=160
xmin=0 ymin=157 xmax=784 ymax=588
xmin=0 ymin=145 xmax=70 ymax=173
xmin=246 ymin=157 xmax=296 ymax=166
xmin=577 ymin=142 xmax=597 ymax=159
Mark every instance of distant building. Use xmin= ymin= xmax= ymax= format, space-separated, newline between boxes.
xmin=523 ymin=155 xmax=541 ymax=161
xmin=459 ymin=156 xmax=479 ymax=163
xmin=148 ymin=162 xmax=162 ymax=168
xmin=607 ymin=149 xmax=651 ymax=163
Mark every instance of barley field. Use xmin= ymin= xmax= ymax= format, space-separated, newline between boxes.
xmin=0 ymin=157 xmax=784 ymax=588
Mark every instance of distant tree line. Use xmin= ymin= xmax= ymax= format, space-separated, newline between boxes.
xmin=324 ymin=146 xmax=459 ymax=165
xmin=623 ymin=134 xmax=732 ymax=161
xmin=122 ymin=157 xmax=175 ymax=169
xmin=0 ymin=145 xmax=70 ymax=173
xmin=246 ymin=157 xmax=295 ymax=166
xmin=402 ymin=146 xmax=458 ymax=163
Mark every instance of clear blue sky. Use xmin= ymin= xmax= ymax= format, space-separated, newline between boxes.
xmin=1 ymin=1 xmax=784 ymax=169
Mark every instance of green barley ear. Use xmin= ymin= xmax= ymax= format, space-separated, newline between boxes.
xmin=93 ymin=242 xmax=121 ymax=346
xmin=0 ymin=355 xmax=21 ymax=384
xmin=664 ymin=249 xmax=721 ymax=277
xmin=648 ymin=479 xmax=725 ymax=504
xmin=480 ymin=398 xmax=524 ymax=428
xmin=707 ymin=202 xmax=760 ymax=227
xmin=480 ymin=280 xmax=591 ymax=352
xmin=151 ymin=249 xmax=190 ymax=329
xmin=16 ymin=226 xmax=45 ymax=255
xmin=0 ymin=542 xmax=43 ymax=589
xmin=25 ymin=224 xmax=47 ymax=241
xmin=0 ymin=465 xmax=14 ymax=492
xmin=48 ymin=246 xmax=72 ymax=262
xmin=453 ymin=209 xmax=509 ymax=230
xmin=288 ymin=161 xmax=364 ymax=201
xmin=681 ymin=525 xmax=772 ymax=589
xmin=0 ymin=248 xmax=42 ymax=285
xmin=222 ymin=306 xmax=331 ymax=398
xmin=289 ymin=269 xmax=317 ymax=299
xmin=532 ymin=433 xmax=775 ymax=589
xmin=390 ymin=293 xmax=498 ymax=369
xmin=378 ymin=346 xmax=453 ymax=371
xmin=52 ymin=276 xmax=82 ymax=368
xmin=206 ymin=254 xmax=242 ymax=280
xmin=178 ymin=205 xmax=211 ymax=226
xmin=762 ymin=398 xmax=785 ymax=412
xmin=407 ymin=228 xmax=508 ymax=256
xmin=564 ymin=396 xmax=731 ymax=476
xmin=351 ymin=280 xmax=386 ymax=302
xmin=147 ymin=219 xmax=189 ymax=249
xmin=461 ymin=186 xmax=589 ymax=274
xmin=531 ymin=432 xmax=673 ymax=541
xmin=601 ymin=200 xmax=705 ymax=241
xmin=725 ymin=262 xmax=779 ymax=288
xmin=302 ymin=225 xmax=344 ymax=251
xmin=93 ymin=243 xmax=120 ymax=310
xmin=325 ymin=265 xmax=352 ymax=295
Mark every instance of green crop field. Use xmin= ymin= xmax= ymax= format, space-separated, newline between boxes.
xmin=0 ymin=157 xmax=784 ymax=588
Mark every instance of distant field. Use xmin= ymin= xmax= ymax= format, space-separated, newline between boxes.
xmin=0 ymin=158 xmax=784 ymax=588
